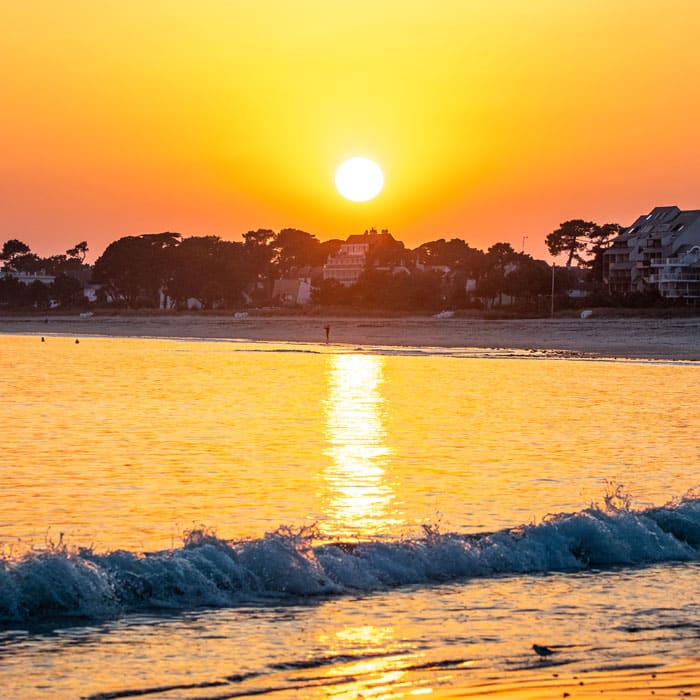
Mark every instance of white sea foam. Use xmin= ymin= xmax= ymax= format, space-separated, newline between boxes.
xmin=2 ymin=496 xmax=700 ymax=623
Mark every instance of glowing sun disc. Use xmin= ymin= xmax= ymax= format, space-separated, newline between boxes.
xmin=335 ymin=158 xmax=384 ymax=202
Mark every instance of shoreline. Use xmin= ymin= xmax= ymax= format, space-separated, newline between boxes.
xmin=1 ymin=313 xmax=699 ymax=361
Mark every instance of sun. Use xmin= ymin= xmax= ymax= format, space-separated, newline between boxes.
xmin=335 ymin=158 xmax=384 ymax=202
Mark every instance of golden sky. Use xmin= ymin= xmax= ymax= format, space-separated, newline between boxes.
xmin=1 ymin=0 xmax=699 ymax=261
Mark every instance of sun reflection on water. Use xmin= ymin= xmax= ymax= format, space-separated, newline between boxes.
xmin=321 ymin=353 xmax=399 ymax=538
xmin=318 ymin=623 xmax=413 ymax=697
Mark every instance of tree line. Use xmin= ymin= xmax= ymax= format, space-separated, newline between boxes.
xmin=0 ymin=219 xmax=630 ymax=312
xmin=0 ymin=239 xmax=90 ymax=309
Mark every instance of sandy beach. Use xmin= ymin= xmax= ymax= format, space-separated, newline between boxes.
xmin=1 ymin=313 xmax=698 ymax=361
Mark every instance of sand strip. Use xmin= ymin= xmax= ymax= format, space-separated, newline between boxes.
xmin=1 ymin=314 xmax=698 ymax=361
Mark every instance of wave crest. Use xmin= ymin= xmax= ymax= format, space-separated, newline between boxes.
xmin=3 ymin=497 xmax=700 ymax=623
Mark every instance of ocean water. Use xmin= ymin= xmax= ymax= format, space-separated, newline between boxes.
xmin=1 ymin=333 xmax=699 ymax=698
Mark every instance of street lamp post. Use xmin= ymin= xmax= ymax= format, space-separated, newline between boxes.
xmin=550 ymin=263 xmax=555 ymax=318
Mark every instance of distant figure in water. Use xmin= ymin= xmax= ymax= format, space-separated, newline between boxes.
xmin=324 ymin=325 xmax=330 ymax=343
xmin=75 ymin=339 xmax=80 ymax=344
xmin=41 ymin=337 xmax=45 ymax=342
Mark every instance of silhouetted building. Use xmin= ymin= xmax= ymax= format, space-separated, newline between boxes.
xmin=0 ymin=270 xmax=55 ymax=285
xmin=323 ymin=228 xmax=403 ymax=286
xmin=323 ymin=231 xmax=376 ymax=286
xmin=604 ymin=206 xmax=700 ymax=300
xmin=323 ymin=229 xmax=373 ymax=286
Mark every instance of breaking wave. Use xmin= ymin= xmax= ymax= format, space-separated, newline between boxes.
xmin=3 ymin=495 xmax=700 ymax=623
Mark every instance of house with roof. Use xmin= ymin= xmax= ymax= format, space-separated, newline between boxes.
xmin=323 ymin=232 xmax=375 ymax=286
xmin=322 ymin=228 xmax=406 ymax=286
xmin=604 ymin=206 xmax=700 ymax=300
xmin=271 ymin=277 xmax=312 ymax=305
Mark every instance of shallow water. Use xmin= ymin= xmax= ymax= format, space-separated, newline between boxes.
xmin=1 ymin=334 xmax=699 ymax=698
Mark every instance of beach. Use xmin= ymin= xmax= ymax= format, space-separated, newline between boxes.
xmin=1 ymin=313 xmax=699 ymax=361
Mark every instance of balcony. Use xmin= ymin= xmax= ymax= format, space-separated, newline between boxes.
xmin=653 ymin=256 xmax=700 ymax=267
xmin=658 ymin=273 xmax=700 ymax=282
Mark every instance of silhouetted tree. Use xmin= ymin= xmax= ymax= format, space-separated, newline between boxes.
xmin=66 ymin=241 xmax=89 ymax=263
xmin=352 ymin=268 xmax=442 ymax=311
xmin=272 ymin=229 xmax=324 ymax=275
xmin=0 ymin=239 xmax=31 ymax=269
xmin=167 ymin=236 xmax=250 ymax=309
xmin=588 ymin=222 xmax=624 ymax=287
xmin=319 ymin=240 xmax=343 ymax=256
xmin=413 ymin=239 xmax=488 ymax=307
xmin=39 ymin=251 xmax=91 ymax=285
xmin=414 ymin=238 xmax=483 ymax=272
xmin=243 ymin=229 xmax=275 ymax=248
xmin=217 ymin=240 xmax=253 ymax=306
xmin=546 ymin=220 xmax=599 ymax=266
xmin=477 ymin=242 xmax=519 ymax=306
xmin=42 ymin=255 xmax=68 ymax=275
xmin=353 ymin=269 xmax=396 ymax=309
xmin=93 ymin=232 xmax=180 ymax=307
xmin=487 ymin=242 xmax=517 ymax=267
xmin=9 ymin=253 xmax=44 ymax=273
xmin=503 ymin=257 xmax=551 ymax=308
xmin=51 ymin=273 xmax=85 ymax=308
xmin=312 ymin=278 xmax=352 ymax=306
xmin=243 ymin=228 xmax=275 ymax=300
xmin=0 ymin=276 xmax=28 ymax=307
xmin=406 ymin=269 xmax=443 ymax=310
xmin=0 ymin=239 xmax=46 ymax=273
xmin=26 ymin=279 xmax=51 ymax=309
xmin=168 ymin=236 xmax=220 ymax=308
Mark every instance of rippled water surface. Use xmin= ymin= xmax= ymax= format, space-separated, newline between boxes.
xmin=1 ymin=334 xmax=699 ymax=698
xmin=3 ymin=335 xmax=699 ymax=550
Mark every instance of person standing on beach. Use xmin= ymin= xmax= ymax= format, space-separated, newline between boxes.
xmin=324 ymin=325 xmax=330 ymax=343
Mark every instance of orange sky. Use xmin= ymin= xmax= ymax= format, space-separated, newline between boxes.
xmin=1 ymin=0 xmax=699 ymax=262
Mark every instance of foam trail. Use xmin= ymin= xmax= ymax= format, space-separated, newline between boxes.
xmin=2 ymin=497 xmax=700 ymax=623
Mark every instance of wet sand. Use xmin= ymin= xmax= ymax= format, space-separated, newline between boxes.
xmin=1 ymin=313 xmax=698 ymax=360
xmin=440 ymin=656 xmax=700 ymax=698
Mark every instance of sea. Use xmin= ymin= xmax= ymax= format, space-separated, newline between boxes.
xmin=1 ymin=332 xmax=699 ymax=698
